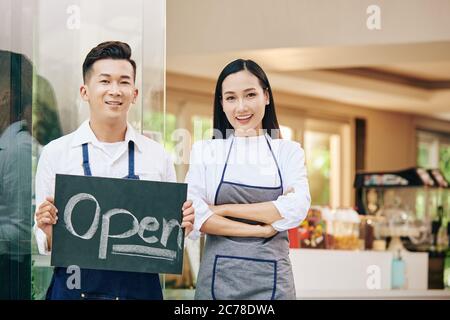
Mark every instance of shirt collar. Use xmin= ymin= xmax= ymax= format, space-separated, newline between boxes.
xmin=71 ymin=120 xmax=143 ymax=152
xmin=0 ymin=120 xmax=27 ymax=150
xmin=228 ymin=131 xmax=271 ymax=141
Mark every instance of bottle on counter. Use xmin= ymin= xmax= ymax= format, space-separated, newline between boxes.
xmin=372 ymin=215 xmax=387 ymax=251
xmin=361 ymin=216 xmax=375 ymax=250
xmin=391 ymin=250 xmax=407 ymax=289
xmin=443 ymin=223 xmax=450 ymax=289
xmin=430 ymin=206 xmax=444 ymax=255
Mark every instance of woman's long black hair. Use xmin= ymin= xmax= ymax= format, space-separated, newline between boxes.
xmin=212 ymin=59 xmax=281 ymax=139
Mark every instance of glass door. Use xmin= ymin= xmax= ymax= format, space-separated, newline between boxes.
xmin=278 ymin=114 xmax=352 ymax=208
xmin=1 ymin=0 xmax=166 ymax=300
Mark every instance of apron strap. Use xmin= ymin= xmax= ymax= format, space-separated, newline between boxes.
xmin=127 ymin=141 xmax=139 ymax=179
xmin=264 ymin=135 xmax=283 ymax=193
xmin=81 ymin=143 xmax=92 ymax=176
xmin=82 ymin=141 xmax=139 ymax=179
xmin=214 ymin=138 xmax=235 ymax=204
xmin=214 ymin=135 xmax=284 ymax=204
xmin=220 ymin=138 xmax=235 ymax=183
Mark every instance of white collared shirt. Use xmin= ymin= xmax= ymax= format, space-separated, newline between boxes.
xmin=185 ymin=134 xmax=311 ymax=239
xmin=33 ymin=120 xmax=176 ymax=255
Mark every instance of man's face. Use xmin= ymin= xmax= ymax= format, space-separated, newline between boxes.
xmin=80 ymin=59 xmax=138 ymax=125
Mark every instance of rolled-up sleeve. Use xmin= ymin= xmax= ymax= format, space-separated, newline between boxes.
xmin=185 ymin=142 xmax=214 ymax=240
xmin=271 ymin=143 xmax=311 ymax=231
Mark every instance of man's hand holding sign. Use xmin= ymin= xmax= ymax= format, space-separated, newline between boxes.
xmin=36 ymin=174 xmax=194 ymax=274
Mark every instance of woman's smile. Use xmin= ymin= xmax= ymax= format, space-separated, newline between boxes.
xmin=235 ymin=114 xmax=253 ymax=124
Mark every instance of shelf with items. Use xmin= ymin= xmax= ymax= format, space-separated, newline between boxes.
xmin=288 ymin=206 xmax=387 ymax=251
xmin=353 ymin=167 xmax=449 ymax=254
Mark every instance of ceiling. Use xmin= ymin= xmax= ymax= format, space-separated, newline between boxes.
xmin=166 ymin=0 xmax=450 ymax=121
xmin=167 ymin=43 xmax=450 ymax=121
xmin=375 ymin=62 xmax=450 ymax=82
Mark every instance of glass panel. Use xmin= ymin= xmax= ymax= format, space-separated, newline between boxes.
xmin=417 ymin=141 xmax=431 ymax=168
xmin=417 ymin=131 xmax=450 ymax=181
xmin=416 ymin=130 xmax=442 ymax=169
xmin=304 ymin=131 xmax=331 ymax=206
xmin=0 ymin=0 xmax=34 ymax=300
xmin=28 ymin=0 xmax=165 ymax=299
xmin=161 ymin=115 xmax=212 ymax=299
xmin=439 ymin=143 xmax=450 ymax=182
xmin=192 ymin=115 xmax=213 ymax=143
xmin=144 ymin=112 xmax=177 ymax=153
xmin=141 ymin=0 xmax=165 ymax=136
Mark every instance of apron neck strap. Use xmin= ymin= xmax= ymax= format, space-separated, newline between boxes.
xmin=127 ymin=141 xmax=138 ymax=179
xmin=82 ymin=143 xmax=92 ymax=176
xmin=219 ymin=138 xmax=235 ymax=183
xmin=263 ymin=134 xmax=283 ymax=192
xmin=221 ymin=134 xmax=283 ymax=188
xmin=81 ymin=141 xmax=138 ymax=179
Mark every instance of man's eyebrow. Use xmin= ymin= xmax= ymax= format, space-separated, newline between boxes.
xmin=98 ymin=74 xmax=131 ymax=79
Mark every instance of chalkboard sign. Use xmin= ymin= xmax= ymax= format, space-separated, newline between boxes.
xmin=51 ymin=174 xmax=187 ymax=274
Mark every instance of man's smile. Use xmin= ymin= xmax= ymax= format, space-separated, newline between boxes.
xmin=105 ymin=101 xmax=123 ymax=106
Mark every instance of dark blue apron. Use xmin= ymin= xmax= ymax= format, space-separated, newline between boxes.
xmin=45 ymin=141 xmax=163 ymax=300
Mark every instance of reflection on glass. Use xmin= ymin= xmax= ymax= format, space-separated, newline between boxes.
xmin=0 ymin=50 xmax=33 ymax=300
xmin=30 ymin=0 xmax=166 ymax=299
xmin=159 ymin=115 xmax=214 ymax=294
xmin=192 ymin=115 xmax=212 ymax=143
xmin=144 ymin=112 xmax=177 ymax=152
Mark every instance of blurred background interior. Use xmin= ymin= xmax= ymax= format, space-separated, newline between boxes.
xmin=1 ymin=0 xmax=450 ymax=299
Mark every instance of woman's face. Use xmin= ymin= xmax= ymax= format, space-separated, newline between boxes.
xmin=221 ymin=70 xmax=269 ymax=136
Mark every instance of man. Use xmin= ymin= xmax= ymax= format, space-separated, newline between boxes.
xmin=33 ymin=41 xmax=194 ymax=300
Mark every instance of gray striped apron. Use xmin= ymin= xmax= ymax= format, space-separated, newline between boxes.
xmin=195 ymin=135 xmax=296 ymax=300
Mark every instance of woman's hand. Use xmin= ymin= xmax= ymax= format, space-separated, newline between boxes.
xmin=208 ymin=187 xmax=294 ymax=218
xmin=259 ymin=224 xmax=278 ymax=238
xmin=209 ymin=204 xmax=277 ymax=238
xmin=182 ymin=200 xmax=195 ymax=236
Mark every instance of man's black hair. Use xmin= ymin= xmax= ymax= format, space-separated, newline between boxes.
xmin=82 ymin=41 xmax=136 ymax=83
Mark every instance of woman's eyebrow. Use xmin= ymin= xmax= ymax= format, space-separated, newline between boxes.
xmin=223 ymin=87 xmax=257 ymax=95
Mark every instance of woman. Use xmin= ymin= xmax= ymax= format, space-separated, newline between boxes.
xmin=186 ymin=59 xmax=310 ymax=300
